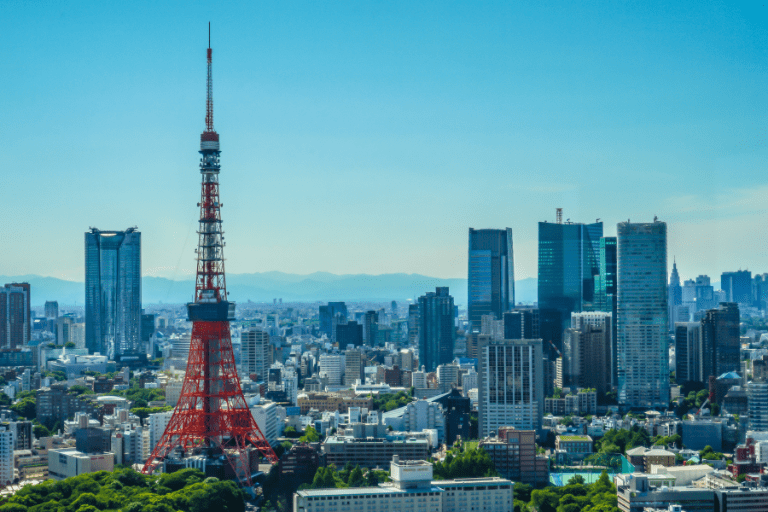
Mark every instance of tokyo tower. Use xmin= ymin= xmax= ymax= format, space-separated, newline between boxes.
xmin=142 ymin=26 xmax=278 ymax=485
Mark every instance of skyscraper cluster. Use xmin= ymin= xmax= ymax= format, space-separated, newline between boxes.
xmin=469 ymin=213 xmax=675 ymax=419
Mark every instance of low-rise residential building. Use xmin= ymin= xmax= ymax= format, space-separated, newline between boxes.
xmin=48 ymin=448 xmax=114 ymax=480
xmin=322 ymin=436 xmax=430 ymax=469
xmin=479 ymin=428 xmax=548 ymax=487
xmin=555 ymin=435 xmax=593 ymax=464
xmin=298 ymin=392 xmax=374 ymax=414
xmin=616 ymin=475 xmax=714 ymax=512
xmin=14 ymin=449 xmax=48 ymax=480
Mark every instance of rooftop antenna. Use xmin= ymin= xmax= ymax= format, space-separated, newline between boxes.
xmin=208 ymin=21 xmax=211 ymax=49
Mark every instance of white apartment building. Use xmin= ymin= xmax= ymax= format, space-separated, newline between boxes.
xmin=241 ymin=329 xmax=270 ymax=381
xmin=319 ymin=354 xmax=345 ymax=386
xmin=0 ymin=430 xmax=13 ymax=485
xmin=148 ymin=410 xmax=174 ymax=453
xmin=394 ymin=400 xmax=446 ymax=443
xmin=250 ymin=398 xmax=279 ymax=446
xmin=294 ymin=457 xmax=512 ymax=512
xmin=479 ymin=338 xmax=544 ymax=437
xmin=48 ymin=449 xmax=114 ymax=480
xmin=461 ymin=369 xmax=478 ymax=394
xmin=165 ymin=380 xmax=183 ymax=407
xmin=412 ymin=368 xmax=428 ymax=389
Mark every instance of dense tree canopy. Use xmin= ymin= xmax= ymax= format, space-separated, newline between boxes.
xmin=0 ymin=468 xmax=247 ymax=512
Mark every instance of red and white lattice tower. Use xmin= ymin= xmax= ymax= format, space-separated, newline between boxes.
xmin=142 ymin=28 xmax=277 ymax=485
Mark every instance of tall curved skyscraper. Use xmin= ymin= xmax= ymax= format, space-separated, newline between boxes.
xmin=85 ymin=227 xmax=141 ymax=360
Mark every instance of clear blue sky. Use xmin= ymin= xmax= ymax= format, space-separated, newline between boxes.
xmin=2 ymin=1 xmax=766 ymax=282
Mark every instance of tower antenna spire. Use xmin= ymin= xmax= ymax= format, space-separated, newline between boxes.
xmin=205 ymin=23 xmax=215 ymax=134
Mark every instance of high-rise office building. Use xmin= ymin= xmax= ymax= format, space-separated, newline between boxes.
xmin=563 ymin=312 xmax=613 ymax=394
xmin=749 ymin=357 xmax=768 ymax=431
xmin=467 ymin=228 xmax=515 ymax=330
xmin=45 ymin=301 xmax=59 ymax=321
xmin=682 ymin=276 xmax=716 ymax=312
xmin=593 ymin=237 xmax=617 ymax=312
xmin=141 ymin=312 xmax=155 ymax=354
xmin=407 ymin=304 xmax=420 ymax=345
xmin=418 ymin=287 xmax=455 ymax=372
xmin=593 ymin=236 xmax=618 ymax=384
xmin=344 ymin=348 xmax=364 ymax=386
xmin=675 ymin=322 xmax=702 ymax=384
xmin=362 ymin=310 xmax=379 ymax=346
xmin=617 ymin=220 xmax=669 ymax=409
xmin=701 ymin=303 xmax=740 ymax=382
xmin=241 ymin=329 xmax=271 ymax=381
xmin=503 ymin=309 xmax=539 ymax=340
xmin=336 ymin=321 xmax=363 ymax=349
xmin=319 ymin=302 xmax=347 ymax=340
xmin=668 ymin=261 xmax=682 ymax=331
xmin=1 ymin=283 xmax=31 ymax=349
xmin=85 ymin=227 xmax=141 ymax=360
xmin=721 ymin=271 xmax=752 ymax=307
xmin=755 ymin=274 xmax=768 ymax=310
xmin=538 ymin=217 xmax=602 ymax=355
xmin=478 ymin=337 xmax=544 ymax=437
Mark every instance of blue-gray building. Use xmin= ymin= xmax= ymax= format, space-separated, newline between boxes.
xmin=319 ymin=302 xmax=347 ymax=340
xmin=617 ymin=220 xmax=669 ymax=409
xmin=418 ymin=287 xmax=455 ymax=372
xmin=85 ymin=228 xmax=141 ymax=360
xmin=682 ymin=420 xmax=723 ymax=451
xmin=468 ymin=228 xmax=514 ymax=331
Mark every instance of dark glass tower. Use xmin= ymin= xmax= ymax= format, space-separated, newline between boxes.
xmin=85 ymin=228 xmax=141 ymax=359
xmin=418 ymin=287 xmax=455 ymax=372
xmin=467 ymin=228 xmax=515 ymax=330
xmin=701 ymin=302 xmax=740 ymax=382
xmin=537 ymin=220 xmax=602 ymax=353
xmin=721 ymin=271 xmax=752 ymax=307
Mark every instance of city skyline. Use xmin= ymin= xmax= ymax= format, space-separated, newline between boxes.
xmin=2 ymin=2 xmax=767 ymax=282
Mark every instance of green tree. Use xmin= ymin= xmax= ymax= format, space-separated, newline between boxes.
xmin=10 ymin=397 xmax=36 ymax=419
xmin=299 ymin=425 xmax=320 ymax=443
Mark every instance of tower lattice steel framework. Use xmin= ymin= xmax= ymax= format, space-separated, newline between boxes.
xmin=142 ymin=28 xmax=278 ymax=485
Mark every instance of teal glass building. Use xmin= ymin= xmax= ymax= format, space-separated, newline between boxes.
xmin=537 ymin=220 xmax=602 ymax=353
xmin=467 ymin=228 xmax=515 ymax=331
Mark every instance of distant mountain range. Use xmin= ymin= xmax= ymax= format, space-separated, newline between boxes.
xmin=0 ymin=272 xmax=538 ymax=307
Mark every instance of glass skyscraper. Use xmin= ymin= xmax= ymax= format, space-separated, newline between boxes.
xmin=537 ymin=220 xmax=602 ymax=353
xmin=617 ymin=221 xmax=668 ymax=409
xmin=85 ymin=227 xmax=141 ymax=360
xmin=468 ymin=228 xmax=515 ymax=330
xmin=418 ymin=287 xmax=455 ymax=372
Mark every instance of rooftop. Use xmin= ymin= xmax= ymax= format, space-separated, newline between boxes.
xmin=558 ymin=435 xmax=591 ymax=442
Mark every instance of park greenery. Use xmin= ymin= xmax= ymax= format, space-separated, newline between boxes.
xmin=432 ymin=445 xmax=497 ymax=480
xmin=370 ymin=390 xmax=414 ymax=412
xmin=700 ymin=445 xmax=724 ymax=461
xmin=518 ymin=472 xmax=619 ymax=512
xmin=0 ymin=467 xmax=247 ymax=512
xmin=593 ymin=426 xmax=651 ymax=455
xmin=298 ymin=425 xmax=320 ymax=443
xmin=301 ymin=463 xmax=389 ymax=490
xmin=675 ymin=388 xmax=710 ymax=417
